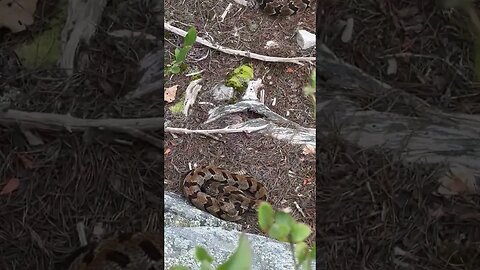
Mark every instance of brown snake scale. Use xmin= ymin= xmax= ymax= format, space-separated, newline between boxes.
xmin=183 ymin=166 xmax=268 ymax=221
xmin=256 ymin=0 xmax=313 ymax=16
xmin=65 ymin=232 xmax=162 ymax=270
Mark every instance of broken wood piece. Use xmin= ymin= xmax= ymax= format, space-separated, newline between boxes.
xmin=60 ymin=0 xmax=108 ymax=75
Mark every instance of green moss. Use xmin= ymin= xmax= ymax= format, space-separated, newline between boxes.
xmin=225 ymin=64 xmax=254 ymax=92
xmin=191 ymin=73 xmax=202 ymax=80
xmin=169 ymin=94 xmax=185 ymax=114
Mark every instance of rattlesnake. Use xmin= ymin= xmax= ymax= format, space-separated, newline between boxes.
xmin=63 ymin=167 xmax=266 ymax=269
xmin=183 ymin=166 xmax=268 ymax=221
xmin=256 ymin=0 xmax=313 ymax=16
xmin=64 ymin=232 xmax=162 ymax=270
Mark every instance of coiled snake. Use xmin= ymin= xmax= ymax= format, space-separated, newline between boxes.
xmin=256 ymin=0 xmax=313 ymax=16
xmin=64 ymin=232 xmax=162 ymax=270
xmin=64 ymin=167 xmax=266 ymax=269
xmin=183 ymin=166 xmax=268 ymax=221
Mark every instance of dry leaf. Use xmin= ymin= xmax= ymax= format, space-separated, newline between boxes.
xmin=17 ymin=154 xmax=34 ymax=169
xmin=164 ymin=85 xmax=178 ymax=103
xmin=164 ymin=148 xmax=171 ymax=155
xmin=428 ymin=205 xmax=445 ymax=219
xmin=303 ymin=177 xmax=313 ymax=185
xmin=0 ymin=0 xmax=38 ymax=33
xmin=286 ymin=67 xmax=294 ymax=73
xmin=302 ymin=145 xmax=315 ymax=155
xmin=0 ymin=177 xmax=20 ymax=195
xmin=437 ymin=165 xmax=479 ymax=196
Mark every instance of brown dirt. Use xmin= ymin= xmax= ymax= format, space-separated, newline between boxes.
xmin=164 ymin=0 xmax=317 ymax=244
xmin=0 ymin=0 xmax=163 ymax=269
xmin=318 ymin=1 xmax=480 ymax=269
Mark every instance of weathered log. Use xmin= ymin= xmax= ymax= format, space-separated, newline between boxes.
xmin=317 ymin=44 xmax=480 ymax=191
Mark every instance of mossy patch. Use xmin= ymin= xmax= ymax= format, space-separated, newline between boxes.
xmin=225 ymin=64 xmax=254 ymax=93
xmin=169 ymin=94 xmax=185 ymax=114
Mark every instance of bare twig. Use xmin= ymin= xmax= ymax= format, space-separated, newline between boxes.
xmin=164 ymin=22 xmax=315 ymax=66
xmin=107 ymin=126 xmax=163 ymax=149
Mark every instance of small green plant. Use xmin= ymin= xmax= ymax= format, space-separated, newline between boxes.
xmin=169 ymin=202 xmax=315 ymax=270
xmin=304 ymin=70 xmax=316 ymax=118
xmin=166 ymin=26 xmax=197 ymax=75
xmin=170 ymin=234 xmax=252 ymax=270
xmin=257 ymin=202 xmax=315 ymax=270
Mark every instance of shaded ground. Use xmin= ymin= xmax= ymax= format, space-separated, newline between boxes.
xmin=317 ymin=137 xmax=480 ymax=269
xmin=318 ymin=1 xmax=480 ymax=269
xmin=0 ymin=0 xmax=162 ymax=269
xmin=320 ymin=0 xmax=479 ymax=113
xmin=163 ymin=0 xmax=317 ymax=242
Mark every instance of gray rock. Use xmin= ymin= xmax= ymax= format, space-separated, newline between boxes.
xmin=164 ymin=226 xmax=301 ymax=270
xmin=164 ymin=192 xmax=316 ymax=270
xmin=212 ymin=84 xmax=234 ymax=101
xmin=164 ymin=192 xmax=241 ymax=231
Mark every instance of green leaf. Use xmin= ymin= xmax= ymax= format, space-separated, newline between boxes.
xmin=184 ymin=26 xmax=198 ymax=46
xmin=174 ymin=47 xmax=189 ymax=63
xmin=274 ymin=211 xmax=296 ymax=229
xmin=294 ymin=242 xmax=309 ymax=264
xmin=309 ymin=243 xmax=316 ymax=260
xmin=257 ymin=202 xmax=274 ymax=232
xmin=291 ymin=223 xmax=311 ymax=243
xmin=217 ymin=234 xmax=252 ymax=270
xmin=195 ymin=246 xmax=214 ymax=263
xmin=200 ymin=261 xmax=213 ymax=270
xmin=301 ymin=258 xmax=313 ymax=270
xmin=170 ymin=266 xmax=190 ymax=270
xmin=268 ymin=223 xmax=290 ymax=242
xmin=174 ymin=48 xmax=181 ymax=57
xmin=169 ymin=65 xmax=181 ymax=74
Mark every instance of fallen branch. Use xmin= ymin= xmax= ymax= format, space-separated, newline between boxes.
xmin=0 ymin=110 xmax=163 ymax=131
xmin=165 ymin=22 xmax=315 ymax=66
xmin=204 ymin=79 xmax=315 ymax=146
xmin=165 ymin=125 xmax=268 ymax=135
xmin=207 ymin=80 xmax=315 ymax=132
xmin=225 ymin=119 xmax=315 ymax=146
xmin=0 ymin=109 xmax=163 ymax=149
